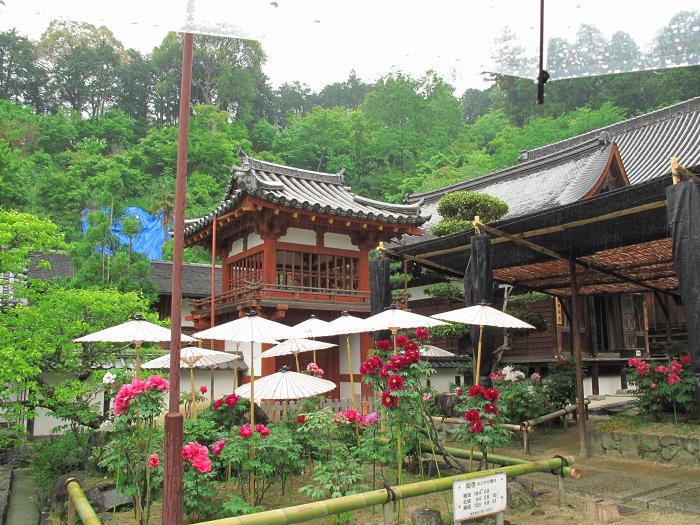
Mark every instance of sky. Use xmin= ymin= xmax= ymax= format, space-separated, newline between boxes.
xmin=1 ymin=0 xmax=698 ymax=93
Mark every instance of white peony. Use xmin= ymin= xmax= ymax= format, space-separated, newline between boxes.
xmin=102 ymin=371 xmax=116 ymax=384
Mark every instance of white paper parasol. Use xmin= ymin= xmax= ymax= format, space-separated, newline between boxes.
xmin=260 ymin=338 xmax=336 ymax=372
xmin=432 ymin=303 xmax=534 ymax=384
xmin=363 ymin=305 xmax=447 ymax=354
xmin=235 ymin=368 xmax=335 ymax=401
xmin=419 ymin=345 xmax=456 ymax=357
xmin=74 ymin=314 xmax=197 ymax=377
xmin=291 ymin=315 xmax=332 ymax=362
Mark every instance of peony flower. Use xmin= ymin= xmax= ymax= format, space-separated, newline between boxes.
xmin=483 ymin=388 xmax=500 ymax=402
xmin=256 ymin=424 xmax=270 ymax=437
xmin=224 ymin=393 xmax=238 ymax=407
xmin=530 ymin=372 xmax=541 ymax=381
xmin=655 ymin=365 xmax=667 ymax=374
xmin=387 ymin=374 xmax=405 ymax=391
xmin=667 ymin=373 xmax=680 ymax=385
xmin=379 ymin=363 xmax=395 ymax=378
xmin=191 ymin=455 xmax=212 ymax=473
xmin=381 ymin=390 xmax=399 ymax=409
xmin=182 ymin=441 xmax=209 ymax=460
xmin=650 ymin=383 xmax=657 ymax=389
xmin=395 ymin=335 xmax=409 ymax=348
xmin=415 ymin=327 xmax=430 ymax=340
xmin=637 ymin=361 xmax=650 ymax=375
xmin=468 ymin=385 xmax=484 ymax=398
xmin=343 ymin=409 xmax=361 ymax=422
xmin=455 ymin=387 xmax=463 ymax=396
xmin=238 ymin=424 xmax=253 ymax=438
xmin=668 ymin=360 xmax=682 ymax=374
xmin=147 ymin=375 xmax=169 ymax=392
xmin=484 ymin=403 xmax=499 ymax=416
xmin=148 ymin=454 xmax=159 ymax=468
xmin=464 ymin=409 xmax=481 ymax=422
xmin=213 ymin=399 xmax=223 ymax=409
xmin=200 ymin=385 xmax=207 ymax=394
xmin=469 ymin=419 xmax=484 ymax=434
xmin=423 ymin=393 xmax=432 ymax=402
xmin=102 ymin=371 xmax=116 ymax=385
xmin=404 ymin=341 xmax=419 ymax=353
xmin=296 ymin=414 xmax=306 ymax=425
xmin=360 ymin=356 xmax=382 ymax=374
xmin=680 ymin=354 xmax=692 ymax=366
xmin=212 ymin=439 xmax=226 ymax=456
xmin=365 ymin=412 xmax=380 ymax=425
xmin=376 ymin=339 xmax=392 ymax=351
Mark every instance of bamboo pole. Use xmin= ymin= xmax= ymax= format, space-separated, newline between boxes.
xmin=521 ymin=400 xmax=591 ymax=429
xmin=294 ymin=352 xmax=300 ymax=373
xmin=570 ymin=255 xmax=588 ymax=457
xmin=193 ymin=457 xmax=576 ymax=525
xmin=249 ymin=339 xmax=256 ymax=505
xmin=65 ymin=478 xmax=102 ymax=525
xmin=189 ymin=366 xmax=196 ymax=420
xmin=345 ymin=334 xmax=357 ymax=412
xmin=430 ymin=416 xmax=527 ymax=433
xmin=134 ymin=341 xmax=142 ymax=380
xmin=474 ymin=325 xmax=484 ymax=386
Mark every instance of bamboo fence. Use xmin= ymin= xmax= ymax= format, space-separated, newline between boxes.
xmin=262 ymin=397 xmax=378 ymax=422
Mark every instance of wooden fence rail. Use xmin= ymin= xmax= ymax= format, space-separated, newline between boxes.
xmin=262 ymin=397 xmax=377 ymax=421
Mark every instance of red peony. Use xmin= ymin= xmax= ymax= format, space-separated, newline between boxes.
xmin=387 ymin=374 xmax=405 ymax=391
xmin=484 ymin=403 xmax=499 ymax=416
xmin=469 ymin=419 xmax=484 ymax=434
xmin=381 ymin=390 xmax=399 ymax=409
xmin=380 ymin=363 xmax=395 ymax=378
xmin=655 ymin=365 xmax=667 ymax=374
xmin=469 ymin=385 xmax=485 ymax=398
xmin=182 ymin=442 xmax=211 ymax=473
xmin=213 ymin=399 xmax=222 ymax=409
xmin=296 ymin=414 xmax=306 ymax=424
xmin=360 ymin=356 xmax=382 ymax=374
xmin=483 ymin=388 xmax=500 ymax=402
xmin=212 ymin=439 xmax=226 ymax=456
xmin=415 ymin=327 xmax=430 ymax=340
xmin=200 ymin=385 xmax=207 ymax=394
xmin=680 ymin=354 xmax=692 ymax=366
xmin=669 ymin=360 xmax=682 ymax=374
xmin=456 ymin=387 xmax=463 ymax=396
xmin=256 ymin=424 xmax=270 ymax=437
xmin=464 ymin=409 xmax=481 ymax=422
xmin=650 ymin=383 xmax=657 ymax=389
xmin=148 ymin=454 xmax=159 ymax=468
xmin=395 ymin=335 xmax=409 ymax=348
xmin=224 ymin=393 xmax=238 ymax=407
xmin=238 ymin=424 xmax=253 ymax=438
xmin=376 ymin=339 xmax=392 ymax=351
xmin=667 ymin=373 xmax=680 ymax=385
xmin=404 ymin=341 xmax=419 ymax=353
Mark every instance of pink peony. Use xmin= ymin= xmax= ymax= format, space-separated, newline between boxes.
xmin=423 ymin=393 xmax=432 ymax=402
xmin=667 ymin=373 xmax=680 ymax=385
xmin=343 ymin=409 xmax=361 ymax=422
xmin=213 ymin=399 xmax=222 ymax=409
xmin=224 ymin=393 xmax=238 ymax=407
xmin=669 ymin=360 xmax=682 ymax=374
xmin=680 ymin=354 xmax=692 ymax=366
xmin=212 ymin=439 xmax=226 ymax=456
xmin=656 ymin=365 xmax=667 ymax=374
xmin=530 ymin=372 xmax=541 ymax=381
xmin=147 ymin=375 xmax=169 ymax=392
xmin=148 ymin=454 xmax=159 ymax=468
xmin=191 ymin=455 xmax=212 ymax=473
xmin=255 ymin=424 xmax=270 ymax=437
xmin=650 ymin=383 xmax=657 ymax=389
xmin=364 ymin=412 xmax=380 ymax=425
xmin=238 ymin=424 xmax=253 ymax=438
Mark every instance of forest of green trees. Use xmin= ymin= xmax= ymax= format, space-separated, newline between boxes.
xmin=1 ymin=14 xmax=699 ymax=249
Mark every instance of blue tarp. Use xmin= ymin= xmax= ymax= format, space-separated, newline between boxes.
xmin=81 ymin=207 xmax=168 ymax=260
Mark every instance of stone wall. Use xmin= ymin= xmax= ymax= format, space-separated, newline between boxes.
xmin=589 ymin=430 xmax=700 ymax=466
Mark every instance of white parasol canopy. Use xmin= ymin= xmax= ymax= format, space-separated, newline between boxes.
xmin=291 ymin=315 xmax=330 ymax=339
xmin=141 ymin=346 xmax=239 ymax=369
xmin=316 ymin=312 xmax=367 ymax=337
xmin=192 ymin=313 xmax=293 ymax=343
xmin=235 ymin=368 xmax=336 ymax=401
xmin=432 ymin=304 xmax=535 ymax=329
xmin=419 ymin=345 xmax=456 ymax=357
xmin=260 ymin=338 xmax=336 ymax=359
xmin=363 ymin=305 xmax=447 ymax=332
xmin=74 ymin=315 xmax=197 ymax=343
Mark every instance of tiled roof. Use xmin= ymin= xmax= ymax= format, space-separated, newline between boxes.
xmin=403 ymin=97 xmax=700 ymax=244
xmin=184 ymin=150 xmax=429 ymax=237
xmin=27 ymin=253 xmax=219 ymax=298
xmin=427 ymin=356 xmax=470 ymax=369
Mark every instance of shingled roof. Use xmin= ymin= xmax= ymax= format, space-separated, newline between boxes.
xmin=403 ymin=97 xmax=700 ymax=243
xmin=184 ymin=151 xmax=429 ymax=238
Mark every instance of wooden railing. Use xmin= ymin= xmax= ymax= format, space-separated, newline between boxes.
xmin=191 ymin=281 xmax=370 ymax=316
xmin=65 ymin=478 xmax=101 ymax=525
xmin=262 ymin=397 xmax=377 ymax=421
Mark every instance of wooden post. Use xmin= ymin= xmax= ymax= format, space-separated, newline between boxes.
xmin=569 ymin=255 xmax=589 ymax=457
xmin=475 ymin=325 xmax=485 ymax=386
xmin=210 ymin=217 xmax=217 ymax=350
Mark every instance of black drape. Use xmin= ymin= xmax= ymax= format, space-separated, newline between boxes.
xmin=666 ymin=180 xmax=700 ymax=416
xmin=369 ymin=256 xmax=393 ymax=341
xmin=464 ymin=235 xmax=495 ymax=385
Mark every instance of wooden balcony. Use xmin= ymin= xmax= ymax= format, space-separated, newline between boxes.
xmin=189 ymin=280 xmax=371 ymax=321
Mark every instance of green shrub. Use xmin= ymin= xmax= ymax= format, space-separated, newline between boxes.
xmin=545 ymin=357 xmax=577 ymax=409
xmin=423 ymin=282 xmax=463 ymax=301
xmin=505 ymin=306 xmax=548 ymax=335
xmin=30 ymin=430 xmax=93 ymax=508
xmin=431 ymin=191 xmax=508 ymax=236
xmin=430 ymin=218 xmax=473 ymax=236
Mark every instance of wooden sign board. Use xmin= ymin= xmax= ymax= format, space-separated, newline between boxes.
xmin=453 ymin=472 xmax=507 ymax=522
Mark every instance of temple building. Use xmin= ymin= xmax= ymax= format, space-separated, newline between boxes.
xmin=184 ymin=150 xmax=428 ymax=399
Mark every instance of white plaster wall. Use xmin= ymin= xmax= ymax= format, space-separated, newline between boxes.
xmin=430 ymin=369 xmax=463 ymax=394
xmin=229 ymin=238 xmax=244 ymax=256
xmin=583 ymin=375 xmax=622 ymax=397
xmin=280 ymin=227 xmax=316 ymax=246
xmin=247 ymin=232 xmax=263 ymax=248
xmin=338 ymin=333 xmax=361 ymax=374
xmin=228 ymin=340 xmax=263 ymax=377
xmin=181 ymin=298 xmax=194 ymax=327
xmin=179 ymin=368 xmax=241 ymax=400
xmin=339 ymin=381 xmax=362 ymax=402
xmin=324 ymin=232 xmax=359 ymax=251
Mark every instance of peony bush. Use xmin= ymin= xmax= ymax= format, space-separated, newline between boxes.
xmin=627 ymin=355 xmax=694 ymax=421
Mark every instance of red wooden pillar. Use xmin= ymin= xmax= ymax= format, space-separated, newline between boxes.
xmin=358 ymin=246 xmax=373 ymax=398
xmin=260 ymin=237 xmax=278 ymax=377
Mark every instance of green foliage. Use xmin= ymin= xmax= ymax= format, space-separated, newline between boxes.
xmin=431 ymin=322 xmax=470 ymax=339
xmin=432 ymin=191 xmax=508 ymax=236
xmin=505 ymin=307 xmax=548 ymax=334
xmin=509 ymin=291 xmax=548 ymax=305
xmin=626 ymin=357 xmax=695 ymax=420
xmin=545 ymin=357 xmax=578 ymax=409
xmin=0 ymin=209 xmax=65 ymax=275
xmin=423 ymin=282 xmax=464 ymax=301
xmin=30 ymin=430 xmax=93 ymax=508
xmin=492 ymin=366 xmax=549 ymax=423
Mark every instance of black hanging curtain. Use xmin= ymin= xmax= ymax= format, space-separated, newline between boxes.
xmin=464 ymin=235 xmax=495 ymax=383
xmin=369 ymin=256 xmax=393 ymax=341
xmin=666 ymin=181 xmax=700 ymax=416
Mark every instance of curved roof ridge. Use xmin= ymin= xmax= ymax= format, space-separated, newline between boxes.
xmin=238 ymin=149 xmax=345 ymax=185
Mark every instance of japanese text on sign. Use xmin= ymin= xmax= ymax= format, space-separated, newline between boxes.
xmin=453 ymin=472 xmax=507 ymax=521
